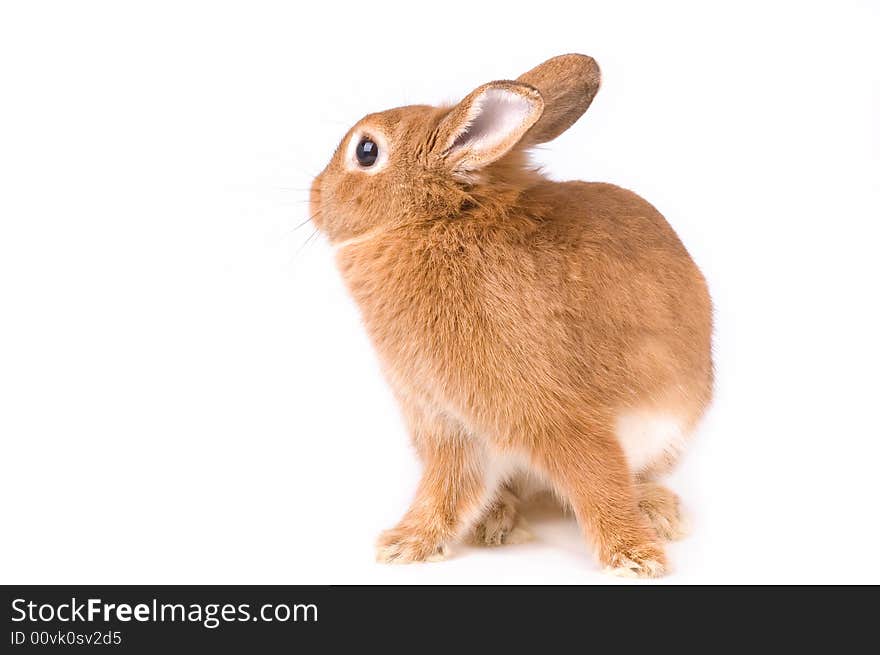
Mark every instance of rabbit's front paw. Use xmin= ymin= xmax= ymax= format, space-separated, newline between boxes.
xmin=375 ymin=526 xmax=449 ymax=564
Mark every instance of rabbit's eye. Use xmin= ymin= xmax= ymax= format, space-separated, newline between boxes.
xmin=355 ymin=138 xmax=379 ymax=167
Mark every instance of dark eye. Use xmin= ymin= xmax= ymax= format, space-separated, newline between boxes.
xmin=355 ymin=138 xmax=379 ymax=167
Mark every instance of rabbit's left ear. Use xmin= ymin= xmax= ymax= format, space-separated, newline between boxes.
xmin=434 ymin=81 xmax=544 ymax=172
xmin=516 ymin=54 xmax=601 ymax=144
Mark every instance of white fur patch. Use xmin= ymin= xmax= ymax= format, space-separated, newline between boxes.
xmin=615 ymin=410 xmax=685 ymax=472
xmin=331 ymin=225 xmax=388 ymax=251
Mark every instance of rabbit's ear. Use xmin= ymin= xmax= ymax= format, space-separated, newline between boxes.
xmin=434 ymin=81 xmax=544 ymax=172
xmin=516 ymin=54 xmax=600 ymax=144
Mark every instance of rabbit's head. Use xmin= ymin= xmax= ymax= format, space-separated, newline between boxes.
xmin=310 ymin=54 xmax=600 ymax=245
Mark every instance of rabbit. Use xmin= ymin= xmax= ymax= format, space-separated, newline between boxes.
xmin=309 ymin=54 xmax=713 ymax=577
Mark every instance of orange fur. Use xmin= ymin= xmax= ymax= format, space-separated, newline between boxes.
xmin=311 ymin=54 xmax=713 ymax=577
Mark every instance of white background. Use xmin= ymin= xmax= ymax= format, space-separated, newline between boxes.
xmin=1 ymin=1 xmax=878 ymax=584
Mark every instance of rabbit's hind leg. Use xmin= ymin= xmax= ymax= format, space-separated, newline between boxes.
xmin=528 ymin=416 xmax=667 ymax=578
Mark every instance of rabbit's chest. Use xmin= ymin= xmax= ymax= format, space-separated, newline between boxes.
xmin=341 ymin=245 xmax=547 ymax=421
xmin=368 ymin=297 xmax=491 ymax=383
xmin=356 ymin=283 xmax=502 ymax=394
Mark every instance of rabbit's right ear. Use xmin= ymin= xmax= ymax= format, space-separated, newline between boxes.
xmin=432 ymin=80 xmax=544 ymax=173
xmin=516 ymin=54 xmax=601 ymax=144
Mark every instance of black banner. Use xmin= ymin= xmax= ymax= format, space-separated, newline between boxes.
xmin=0 ymin=585 xmax=873 ymax=651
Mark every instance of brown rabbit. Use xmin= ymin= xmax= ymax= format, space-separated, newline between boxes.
xmin=310 ymin=54 xmax=713 ymax=577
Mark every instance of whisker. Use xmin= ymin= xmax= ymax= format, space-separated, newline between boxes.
xmin=285 ymin=192 xmax=361 ymax=246
xmin=291 ymin=215 xmax=315 ymax=231
xmin=293 ymin=227 xmax=321 ymax=258
xmin=272 ymin=199 xmax=313 ymax=206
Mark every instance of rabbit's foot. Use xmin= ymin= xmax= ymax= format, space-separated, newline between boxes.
xmin=636 ymin=481 xmax=689 ymax=541
xmin=471 ymin=494 xmax=533 ymax=546
xmin=376 ymin=526 xmax=449 ymax=564
xmin=603 ymin=541 xmax=667 ymax=578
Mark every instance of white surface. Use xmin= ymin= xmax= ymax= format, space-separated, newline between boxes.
xmin=1 ymin=1 xmax=878 ymax=584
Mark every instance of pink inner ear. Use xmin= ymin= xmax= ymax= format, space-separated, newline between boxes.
xmin=452 ymin=88 xmax=537 ymax=153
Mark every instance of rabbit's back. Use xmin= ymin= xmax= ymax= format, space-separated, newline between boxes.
xmin=527 ymin=180 xmax=714 ymax=464
xmin=485 ymin=179 xmax=713 ymax=417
